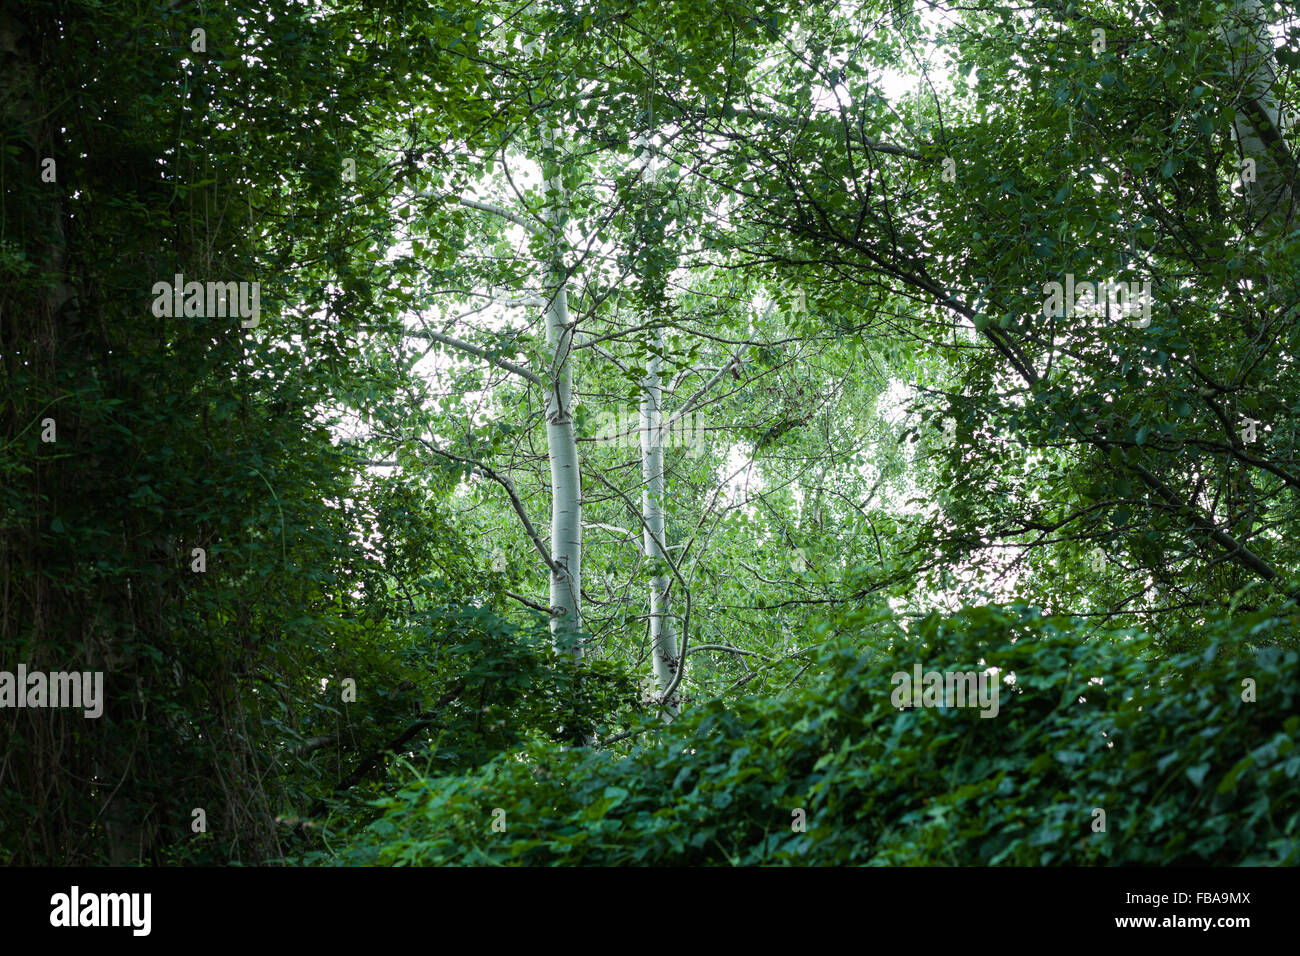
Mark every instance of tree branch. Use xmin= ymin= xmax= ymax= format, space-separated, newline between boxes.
xmin=422 ymin=190 xmax=547 ymax=235
xmin=307 ymin=681 xmax=465 ymax=817
xmin=391 ymin=433 xmax=560 ymax=576
xmin=408 ymin=324 xmax=545 ymax=387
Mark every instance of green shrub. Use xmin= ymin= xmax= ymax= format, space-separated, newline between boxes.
xmin=316 ymin=605 xmax=1300 ymax=865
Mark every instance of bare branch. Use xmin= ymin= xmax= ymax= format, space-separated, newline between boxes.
xmin=422 ymin=190 xmax=547 ymax=235
xmin=408 ymin=323 xmax=545 ymax=387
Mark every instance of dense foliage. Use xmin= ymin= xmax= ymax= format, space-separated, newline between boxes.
xmin=317 ymin=606 xmax=1300 ymax=866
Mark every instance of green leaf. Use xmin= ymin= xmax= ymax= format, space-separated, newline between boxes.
xmin=1217 ymin=756 xmax=1254 ymax=794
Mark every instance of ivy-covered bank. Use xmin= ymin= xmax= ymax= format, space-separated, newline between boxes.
xmin=311 ymin=606 xmax=1300 ymax=866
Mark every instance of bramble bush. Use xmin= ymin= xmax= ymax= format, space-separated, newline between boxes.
xmin=313 ymin=604 xmax=1300 ymax=865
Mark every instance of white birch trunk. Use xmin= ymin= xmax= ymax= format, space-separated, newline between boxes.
xmin=641 ymin=326 xmax=681 ymax=718
xmin=541 ymin=120 xmax=584 ymax=658
xmin=1222 ymin=0 xmax=1294 ymax=230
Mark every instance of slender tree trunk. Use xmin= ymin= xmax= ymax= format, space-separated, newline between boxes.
xmin=541 ymin=119 xmax=583 ymax=657
xmin=641 ymin=325 xmax=680 ymax=718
